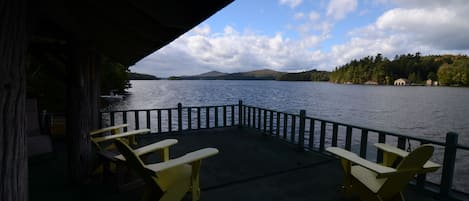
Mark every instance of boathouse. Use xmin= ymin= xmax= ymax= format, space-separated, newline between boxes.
xmin=394 ymin=78 xmax=411 ymax=86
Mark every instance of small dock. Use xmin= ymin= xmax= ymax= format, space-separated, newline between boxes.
xmin=29 ymin=127 xmax=439 ymax=201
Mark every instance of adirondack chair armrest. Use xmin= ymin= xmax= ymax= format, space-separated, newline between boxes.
xmin=327 ymin=147 xmax=396 ymax=177
xmin=114 ymin=139 xmax=178 ymax=161
xmin=145 ymin=148 xmax=219 ymax=175
xmin=92 ymin=128 xmax=150 ymax=143
xmin=90 ymin=124 xmax=129 ymax=136
xmin=374 ymin=143 xmax=441 ymax=170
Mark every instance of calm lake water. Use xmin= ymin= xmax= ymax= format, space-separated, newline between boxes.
xmin=109 ymin=80 xmax=469 ymax=145
xmin=108 ymin=80 xmax=469 ymax=192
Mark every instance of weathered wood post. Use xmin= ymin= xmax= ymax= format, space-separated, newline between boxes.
xmin=238 ymin=100 xmax=243 ymax=128
xmin=67 ymin=45 xmax=98 ymax=184
xmin=1 ymin=0 xmax=28 ymax=200
xmin=298 ymin=110 xmax=306 ymax=151
xmin=440 ymin=132 xmax=458 ymax=200
xmin=177 ymin=103 xmax=182 ymax=132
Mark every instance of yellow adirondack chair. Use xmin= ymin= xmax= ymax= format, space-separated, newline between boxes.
xmin=327 ymin=144 xmax=440 ymax=201
xmin=90 ymin=124 xmax=150 ymax=175
xmin=114 ymin=138 xmax=219 ymax=201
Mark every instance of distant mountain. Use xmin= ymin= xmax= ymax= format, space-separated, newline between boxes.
xmin=169 ymin=69 xmax=285 ymax=80
xmin=221 ymin=69 xmax=285 ymax=80
xmin=197 ymin=71 xmax=227 ymax=77
xmin=128 ymin=72 xmax=159 ymax=80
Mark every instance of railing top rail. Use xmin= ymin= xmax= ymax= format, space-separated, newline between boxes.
xmin=100 ymin=104 xmax=238 ymax=113
xmin=457 ymin=144 xmax=469 ymax=151
xmin=243 ymin=104 xmax=447 ymax=146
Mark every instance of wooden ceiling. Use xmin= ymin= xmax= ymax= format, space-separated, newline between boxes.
xmin=32 ymin=0 xmax=233 ymax=66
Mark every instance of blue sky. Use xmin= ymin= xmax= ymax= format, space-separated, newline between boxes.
xmin=131 ymin=0 xmax=469 ymax=77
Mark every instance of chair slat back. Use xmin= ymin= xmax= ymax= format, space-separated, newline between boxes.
xmin=114 ymin=139 xmax=161 ymax=190
xmin=378 ymin=144 xmax=434 ymax=199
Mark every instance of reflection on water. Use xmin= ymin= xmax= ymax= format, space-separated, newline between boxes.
xmin=109 ymin=80 xmax=469 ymax=144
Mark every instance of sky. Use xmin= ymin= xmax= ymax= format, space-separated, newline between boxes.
xmin=130 ymin=0 xmax=469 ymax=77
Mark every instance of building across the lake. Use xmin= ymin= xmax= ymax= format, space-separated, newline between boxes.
xmin=426 ymin=79 xmax=439 ymax=86
xmin=364 ymin=81 xmax=378 ymax=85
xmin=394 ymin=78 xmax=411 ymax=86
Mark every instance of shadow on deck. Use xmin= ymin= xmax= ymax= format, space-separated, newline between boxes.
xmin=29 ymin=127 xmax=439 ymax=201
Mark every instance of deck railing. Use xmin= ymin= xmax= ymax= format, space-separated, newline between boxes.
xmin=100 ymin=100 xmax=468 ymax=200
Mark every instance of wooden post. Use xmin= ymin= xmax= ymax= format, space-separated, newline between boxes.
xmin=319 ymin=121 xmax=326 ymax=152
xmin=214 ymin=106 xmax=218 ymax=127
xmin=247 ymin=107 xmax=251 ymax=127
xmin=298 ymin=110 xmax=306 ymax=151
xmin=360 ymin=129 xmax=368 ymax=158
xmin=332 ymin=123 xmax=338 ymax=147
xmin=223 ymin=106 xmax=227 ymax=127
xmin=187 ymin=107 xmax=192 ymax=130
xmin=168 ymin=109 xmax=172 ymax=132
xmin=263 ymin=110 xmax=267 ymax=133
xmin=157 ymin=110 xmax=162 ymax=133
xmin=231 ymin=105 xmax=235 ymax=126
xmin=283 ymin=113 xmax=288 ymax=139
xmin=206 ymin=107 xmax=209 ymax=128
xmin=67 ymin=45 xmax=97 ymax=184
xmin=276 ymin=112 xmax=280 ymax=137
xmin=377 ymin=132 xmax=386 ymax=163
xmin=309 ymin=119 xmax=315 ymax=148
xmin=146 ymin=110 xmax=151 ymax=129
xmin=197 ymin=107 xmax=201 ymax=129
xmin=177 ymin=103 xmax=182 ymax=132
xmin=440 ymin=132 xmax=458 ymax=200
xmin=134 ymin=111 xmax=139 ymax=129
xmin=122 ymin=111 xmax=128 ymax=132
xmin=269 ymin=110 xmax=273 ymax=134
xmin=290 ymin=115 xmax=296 ymax=142
xmin=345 ymin=126 xmax=352 ymax=151
xmin=238 ymin=100 xmax=243 ymax=128
xmin=0 ymin=0 xmax=28 ymax=200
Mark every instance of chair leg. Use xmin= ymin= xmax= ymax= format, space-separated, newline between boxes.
xmin=191 ymin=161 xmax=202 ymax=201
xmin=159 ymin=178 xmax=191 ymax=201
xmin=352 ymin=178 xmax=382 ymax=201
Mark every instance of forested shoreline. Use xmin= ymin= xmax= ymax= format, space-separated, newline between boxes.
xmin=330 ymin=53 xmax=469 ymax=86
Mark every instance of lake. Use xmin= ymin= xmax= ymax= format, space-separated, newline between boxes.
xmin=108 ymin=80 xmax=469 ymax=146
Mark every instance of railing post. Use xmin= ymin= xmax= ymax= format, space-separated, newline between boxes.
xmin=360 ymin=129 xmax=368 ymax=158
xmin=134 ymin=111 xmax=139 ymax=130
xmin=298 ymin=110 xmax=306 ymax=151
xmin=319 ymin=121 xmax=326 ymax=152
xmin=187 ymin=107 xmax=192 ymax=130
xmin=238 ymin=100 xmax=243 ymax=128
xmin=122 ymin=111 xmax=128 ymax=132
xmin=440 ymin=132 xmax=458 ymax=200
xmin=177 ymin=103 xmax=182 ymax=132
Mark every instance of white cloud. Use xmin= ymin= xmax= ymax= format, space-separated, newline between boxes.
xmin=323 ymin=0 xmax=469 ymax=69
xmin=375 ymin=6 xmax=469 ymax=50
xmin=308 ymin=11 xmax=321 ymax=21
xmin=326 ymin=0 xmax=358 ymax=20
xmin=193 ymin=24 xmax=211 ymax=36
xmin=132 ymin=25 xmax=327 ymax=77
xmin=279 ymin=0 xmax=303 ymax=9
xmin=294 ymin=12 xmax=305 ymax=20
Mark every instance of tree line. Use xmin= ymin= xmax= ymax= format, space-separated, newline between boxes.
xmin=329 ymin=53 xmax=469 ymax=86
xmin=276 ymin=69 xmax=330 ymax=81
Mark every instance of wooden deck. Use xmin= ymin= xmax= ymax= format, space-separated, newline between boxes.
xmin=29 ymin=127 xmax=440 ymax=201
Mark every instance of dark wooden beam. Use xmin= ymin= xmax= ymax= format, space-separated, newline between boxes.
xmin=66 ymin=44 xmax=97 ymax=184
xmin=0 ymin=0 xmax=29 ymax=200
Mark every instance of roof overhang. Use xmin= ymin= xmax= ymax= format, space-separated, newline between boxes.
xmin=32 ymin=0 xmax=233 ymax=66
